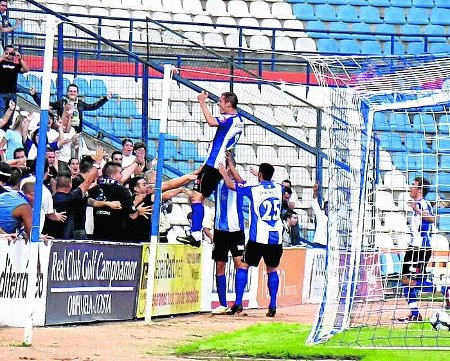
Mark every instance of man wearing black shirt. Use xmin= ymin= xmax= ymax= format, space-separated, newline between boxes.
xmin=0 ymin=44 xmax=29 ymax=129
xmin=89 ymin=162 xmax=150 ymax=241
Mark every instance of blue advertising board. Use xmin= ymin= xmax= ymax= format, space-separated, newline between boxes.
xmin=45 ymin=241 xmax=142 ymax=325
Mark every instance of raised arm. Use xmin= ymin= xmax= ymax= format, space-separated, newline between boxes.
xmin=217 ymin=163 xmax=236 ymax=191
xmin=0 ymin=100 xmax=15 ymax=129
xmin=198 ymin=91 xmax=218 ymax=127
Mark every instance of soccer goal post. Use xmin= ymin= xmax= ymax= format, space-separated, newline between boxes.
xmin=305 ymin=54 xmax=450 ymax=348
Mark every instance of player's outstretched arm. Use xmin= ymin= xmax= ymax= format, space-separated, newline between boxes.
xmin=198 ymin=91 xmax=218 ymax=127
xmin=218 ymin=163 xmax=236 ymax=191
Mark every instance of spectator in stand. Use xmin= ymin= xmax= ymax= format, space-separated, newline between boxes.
xmin=132 ymin=141 xmax=147 ymax=176
xmin=89 ymin=161 xmax=150 ymax=241
xmin=121 ymin=138 xmax=135 ymax=168
xmin=46 ymin=147 xmax=58 ymax=192
xmin=71 ymin=153 xmax=121 ymax=240
xmin=68 ymin=157 xmax=79 ymax=178
xmin=0 ymin=1 xmax=21 ymax=51
xmin=50 ymin=83 xmax=110 ymax=133
xmin=0 ymin=45 xmax=29 ymax=127
xmin=20 ymin=157 xmax=67 ymax=232
xmin=0 ymin=99 xmax=15 ymax=135
xmin=55 ymin=105 xmax=80 ymax=170
xmin=10 ymin=146 xmax=29 ymax=176
xmin=111 ymin=150 xmax=123 ymax=164
xmin=219 ymin=162 xmax=283 ymax=317
xmin=281 ymin=186 xmax=293 ymax=219
xmin=0 ymin=107 xmax=30 ymax=161
xmin=281 ymin=179 xmax=298 ymax=210
xmin=4 ymin=165 xmax=20 ymax=190
xmin=282 ymin=210 xmax=303 ymax=247
xmin=44 ymin=148 xmax=103 ymax=239
xmin=312 ymin=182 xmax=328 ymax=247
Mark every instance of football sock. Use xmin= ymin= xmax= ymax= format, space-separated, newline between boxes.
xmin=191 ymin=203 xmax=204 ymax=240
xmin=216 ymin=274 xmax=227 ymax=307
xmin=234 ymin=268 xmax=248 ymax=306
xmin=268 ymin=271 xmax=279 ymax=308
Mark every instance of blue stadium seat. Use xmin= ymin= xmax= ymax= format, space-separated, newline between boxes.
xmin=406 ymin=41 xmax=426 ymax=54
xmin=391 ymin=0 xmax=412 ymax=7
xmin=389 ymin=113 xmax=412 ymax=132
xmin=97 ymin=99 xmax=120 ymax=117
xmin=360 ymin=40 xmax=382 ymax=54
xmin=384 ymin=41 xmax=405 ymax=55
xmin=328 ymin=22 xmax=353 ymax=39
xmin=368 ymin=0 xmax=389 ymax=6
xmin=441 ymin=155 xmax=450 ymax=168
xmin=384 ymin=7 xmax=406 ymax=25
xmin=374 ymin=24 xmax=396 ymax=41
xmin=438 ymin=216 xmax=450 ymax=232
xmin=359 ymin=6 xmax=383 ymax=24
xmin=415 ymin=154 xmax=438 ymax=170
xmin=400 ymin=24 xmax=422 ymax=42
xmin=17 ymin=73 xmax=29 ymax=89
xmin=347 ymin=0 xmax=367 ymax=5
xmin=424 ymin=25 xmax=447 ymax=43
xmin=435 ymin=0 xmax=450 ymax=8
xmin=413 ymin=113 xmax=436 ymax=133
xmin=430 ymin=42 xmax=450 ymax=53
xmin=412 ymin=0 xmax=434 ymax=8
xmin=120 ymin=99 xmax=141 ymax=118
xmin=327 ymin=0 xmax=347 ymax=4
xmin=97 ymin=116 xmax=114 ymax=134
xmin=338 ymin=39 xmax=360 ymax=54
xmin=439 ymin=115 xmax=450 ymax=135
xmin=406 ymin=133 xmax=431 ymax=153
xmin=430 ymin=9 xmax=450 ymax=26
xmin=392 ymin=153 xmax=408 ymax=170
xmin=89 ymin=79 xmax=108 ymax=97
xmin=315 ymin=4 xmax=338 ymax=22
xmin=352 ymin=23 xmax=373 ymax=40
xmin=164 ymin=140 xmax=181 ymax=160
xmin=179 ymin=141 xmax=202 ymax=161
xmin=337 ymin=5 xmax=359 ymax=23
xmin=113 ymin=119 xmax=133 ymax=138
xmin=73 ymin=77 xmax=90 ymax=97
xmin=305 ymin=21 xmax=329 ymax=39
xmin=433 ymin=139 xmax=450 ymax=153
xmin=148 ymin=119 xmax=160 ymax=139
xmin=374 ymin=112 xmax=390 ymax=131
xmin=435 ymin=173 xmax=450 ymax=192
xmin=380 ymin=133 xmax=405 ymax=151
xmin=27 ymin=74 xmax=42 ymax=93
xmin=292 ymin=3 xmax=316 ymax=21
xmin=406 ymin=7 xmax=430 ymax=25
xmin=129 ymin=119 xmax=142 ymax=139
xmin=317 ymin=39 xmax=340 ymax=53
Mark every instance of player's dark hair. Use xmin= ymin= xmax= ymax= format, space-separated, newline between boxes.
xmin=103 ymin=161 xmax=121 ymax=178
xmin=111 ymin=150 xmax=122 ymax=159
xmin=222 ymin=92 xmax=238 ymax=108
xmin=56 ymin=173 xmax=72 ymax=189
xmin=282 ymin=179 xmax=292 ymax=187
xmin=79 ymin=156 xmax=94 ymax=173
xmin=283 ymin=209 xmax=297 ymax=221
xmin=13 ymin=147 xmax=26 ymax=159
xmin=129 ymin=176 xmax=144 ymax=193
xmin=283 ymin=186 xmax=293 ymax=195
xmin=415 ymin=176 xmax=431 ymax=197
xmin=259 ymin=163 xmax=274 ymax=181
xmin=6 ymin=167 xmax=22 ymax=187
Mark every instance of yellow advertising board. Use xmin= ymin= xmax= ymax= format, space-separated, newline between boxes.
xmin=136 ymin=243 xmax=202 ymax=318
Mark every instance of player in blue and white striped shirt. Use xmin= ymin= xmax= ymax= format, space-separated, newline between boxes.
xmin=177 ymin=91 xmax=244 ymax=247
xmin=211 ymin=152 xmax=248 ymax=315
xmin=399 ymin=177 xmax=450 ymax=321
xmin=219 ymin=162 xmax=283 ymax=317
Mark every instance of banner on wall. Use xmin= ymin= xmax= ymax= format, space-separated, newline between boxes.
xmin=45 ymin=241 xmax=142 ymax=325
xmin=257 ymin=247 xmax=306 ymax=307
xmin=302 ymin=248 xmax=326 ymax=304
xmin=136 ymin=243 xmax=202 ymax=318
xmin=0 ymin=241 xmax=50 ymax=327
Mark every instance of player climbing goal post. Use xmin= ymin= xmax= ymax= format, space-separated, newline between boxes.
xmin=305 ymin=54 xmax=450 ymax=347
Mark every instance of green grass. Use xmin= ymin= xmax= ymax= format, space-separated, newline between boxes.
xmin=176 ymin=323 xmax=450 ymax=361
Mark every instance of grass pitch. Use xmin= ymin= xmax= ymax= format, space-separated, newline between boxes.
xmin=176 ymin=323 xmax=450 ymax=360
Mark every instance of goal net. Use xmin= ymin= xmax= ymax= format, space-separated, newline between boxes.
xmin=305 ymin=54 xmax=450 ymax=347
